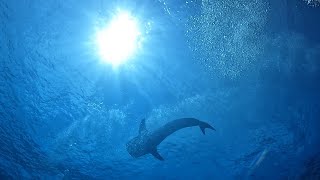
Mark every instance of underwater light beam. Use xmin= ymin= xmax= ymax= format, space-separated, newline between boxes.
xmin=96 ymin=11 xmax=141 ymax=67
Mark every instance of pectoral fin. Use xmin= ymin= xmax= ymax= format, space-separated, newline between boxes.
xmin=150 ymin=149 xmax=164 ymax=161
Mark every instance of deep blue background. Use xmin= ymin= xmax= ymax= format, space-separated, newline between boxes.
xmin=1 ymin=0 xmax=320 ymax=179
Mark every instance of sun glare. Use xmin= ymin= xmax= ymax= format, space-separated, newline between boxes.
xmin=96 ymin=11 xmax=141 ymax=67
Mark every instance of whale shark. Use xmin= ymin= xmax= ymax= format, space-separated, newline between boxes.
xmin=126 ymin=118 xmax=215 ymax=161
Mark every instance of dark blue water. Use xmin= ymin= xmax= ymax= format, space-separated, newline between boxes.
xmin=1 ymin=0 xmax=320 ymax=179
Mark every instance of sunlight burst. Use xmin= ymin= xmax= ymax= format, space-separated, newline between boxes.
xmin=96 ymin=11 xmax=141 ymax=67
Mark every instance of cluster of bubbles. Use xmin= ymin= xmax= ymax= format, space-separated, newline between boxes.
xmin=303 ymin=0 xmax=320 ymax=7
xmin=185 ymin=0 xmax=268 ymax=80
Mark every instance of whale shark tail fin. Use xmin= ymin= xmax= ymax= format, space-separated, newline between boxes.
xmin=199 ymin=121 xmax=215 ymax=135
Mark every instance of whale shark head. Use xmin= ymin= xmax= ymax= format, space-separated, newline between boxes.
xmin=126 ymin=134 xmax=149 ymax=158
xmin=126 ymin=119 xmax=156 ymax=158
xmin=126 ymin=118 xmax=154 ymax=158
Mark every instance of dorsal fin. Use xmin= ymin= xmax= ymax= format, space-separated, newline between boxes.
xmin=139 ymin=118 xmax=147 ymax=134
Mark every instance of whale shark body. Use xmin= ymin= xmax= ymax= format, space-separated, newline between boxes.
xmin=126 ymin=118 xmax=215 ymax=161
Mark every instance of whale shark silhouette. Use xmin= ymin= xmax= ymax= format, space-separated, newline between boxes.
xmin=126 ymin=118 xmax=215 ymax=161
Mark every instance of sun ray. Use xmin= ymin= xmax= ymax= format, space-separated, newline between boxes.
xmin=95 ymin=11 xmax=141 ymax=67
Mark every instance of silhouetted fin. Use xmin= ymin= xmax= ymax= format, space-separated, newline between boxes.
xmin=199 ymin=121 xmax=215 ymax=135
xmin=139 ymin=118 xmax=147 ymax=134
xmin=150 ymin=149 xmax=164 ymax=161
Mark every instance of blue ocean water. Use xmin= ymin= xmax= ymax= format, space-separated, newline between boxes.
xmin=1 ymin=0 xmax=320 ymax=179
